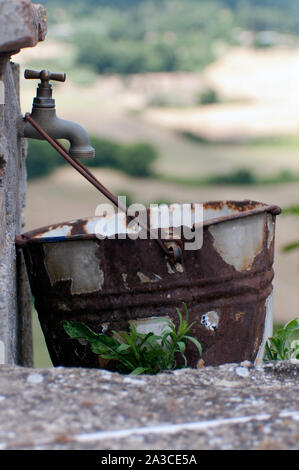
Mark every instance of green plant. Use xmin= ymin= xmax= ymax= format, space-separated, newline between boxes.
xmin=62 ymin=304 xmax=202 ymax=375
xmin=264 ymin=318 xmax=299 ymax=361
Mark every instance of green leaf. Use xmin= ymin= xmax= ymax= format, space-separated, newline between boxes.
xmin=264 ymin=317 xmax=299 ymax=361
xmin=177 ymin=341 xmax=187 ymax=366
xmin=138 ymin=332 xmax=155 ymax=348
xmin=184 ymin=336 xmax=202 ymax=355
xmin=182 ymin=302 xmax=189 ymax=323
xmin=62 ymin=320 xmax=100 ymax=341
xmin=116 ymin=344 xmax=131 ymax=353
xmin=264 ymin=342 xmax=275 ymax=361
xmin=177 ymin=341 xmax=186 ymax=355
xmin=130 ymin=367 xmax=148 ymax=375
xmin=112 ymin=330 xmax=126 ymax=344
xmin=284 ymin=318 xmax=299 ymax=331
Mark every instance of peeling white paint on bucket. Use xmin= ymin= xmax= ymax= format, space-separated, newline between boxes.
xmin=201 ymin=311 xmax=219 ymax=331
xmin=43 ymin=241 xmax=104 ymax=295
xmin=255 ymin=292 xmax=273 ymax=366
xmin=267 ymin=214 xmax=275 ymax=249
xmin=209 ymin=214 xmax=265 ymax=272
xmin=130 ymin=316 xmax=173 ymax=337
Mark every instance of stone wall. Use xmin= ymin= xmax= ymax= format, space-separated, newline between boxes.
xmin=0 ymin=0 xmax=46 ymax=365
xmin=0 ymin=360 xmax=298 ymax=450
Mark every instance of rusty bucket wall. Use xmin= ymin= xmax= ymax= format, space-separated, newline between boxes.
xmin=17 ymin=200 xmax=280 ymax=369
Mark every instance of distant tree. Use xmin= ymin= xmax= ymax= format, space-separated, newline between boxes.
xmin=211 ymin=169 xmax=256 ymax=185
xmin=87 ymin=138 xmax=158 ymax=177
xmin=87 ymin=137 xmax=121 ymax=168
xmin=118 ymin=143 xmax=158 ymax=177
xmin=199 ymin=88 xmax=220 ymax=105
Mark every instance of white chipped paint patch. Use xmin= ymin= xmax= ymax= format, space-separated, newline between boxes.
xmin=254 ymin=292 xmax=273 ymax=366
xmin=201 ymin=311 xmax=219 ymax=331
xmin=130 ymin=316 xmax=173 ymax=337
xmin=95 ymin=212 xmax=141 ymax=237
xmin=209 ymin=214 xmax=265 ymax=271
xmin=166 ymin=261 xmax=184 ymax=274
xmin=101 ymin=322 xmax=109 ymax=333
xmin=137 ymin=272 xmax=162 ymax=283
xmin=35 ymin=224 xmax=73 ymax=239
xmin=43 ymin=241 xmax=104 ymax=295
xmin=34 ymin=215 xmax=142 ymax=240
xmin=203 ymin=205 xmax=235 ymax=221
xmin=267 ymin=214 xmax=275 ymax=249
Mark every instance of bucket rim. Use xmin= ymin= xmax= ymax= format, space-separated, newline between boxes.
xmin=16 ymin=199 xmax=281 ymax=246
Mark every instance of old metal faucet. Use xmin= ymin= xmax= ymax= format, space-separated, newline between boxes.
xmin=21 ymin=69 xmax=95 ymax=159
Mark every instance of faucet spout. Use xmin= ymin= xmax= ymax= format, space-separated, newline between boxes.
xmin=23 ymin=108 xmax=95 ymax=159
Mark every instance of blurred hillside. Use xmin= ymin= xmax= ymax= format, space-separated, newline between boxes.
xmin=43 ymin=0 xmax=299 ymax=35
xmin=38 ymin=0 xmax=299 ymax=76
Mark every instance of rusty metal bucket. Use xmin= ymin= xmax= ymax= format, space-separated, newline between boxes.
xmin=17 ymin=200 xmax=280 ymax=369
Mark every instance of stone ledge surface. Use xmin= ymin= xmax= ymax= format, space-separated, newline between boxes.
xmin=0 ymin=361 xmax=298 ymax=450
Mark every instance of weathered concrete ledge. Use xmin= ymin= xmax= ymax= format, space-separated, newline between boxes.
xmin=0 ymin=361 xmax=298 ymax=450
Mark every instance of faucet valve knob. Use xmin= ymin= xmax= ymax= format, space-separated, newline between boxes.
xmin=24 ymin=69 xmax=66 ymax=85
xmin=25 ymin=69 xmax=66 ymax=109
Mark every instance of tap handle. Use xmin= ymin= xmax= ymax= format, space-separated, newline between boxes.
xmin=24 ymin=69 xmax=66 ymax=84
